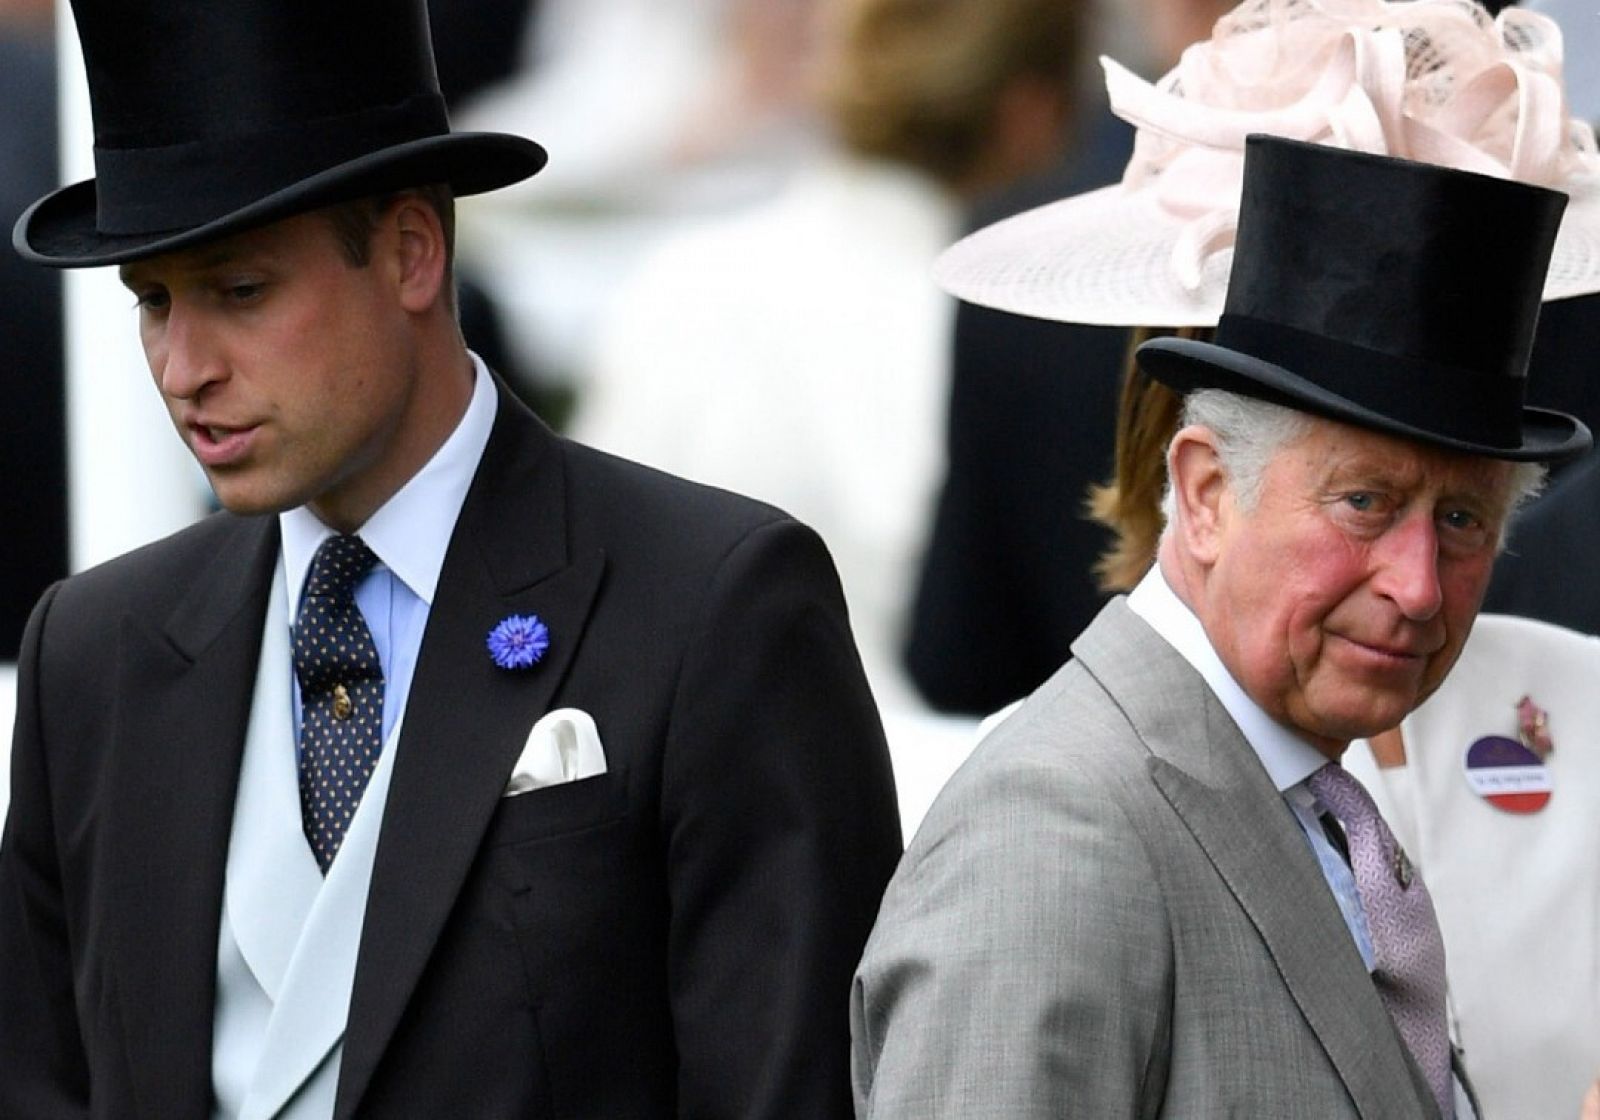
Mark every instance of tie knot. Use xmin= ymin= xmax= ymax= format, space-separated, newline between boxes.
xmin=1307 ymin=762 xmax=1379 ymax=828
xmin=304 ymin=534 xmax=379 ymax=602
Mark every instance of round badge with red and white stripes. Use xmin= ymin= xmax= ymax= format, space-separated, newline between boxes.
xmin=1464 ymin=735 xmax=1552 ymax=813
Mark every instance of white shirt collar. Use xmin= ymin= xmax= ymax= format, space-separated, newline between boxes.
xmin=1126 ymin=565 xmax=1331 ymax=792
xmin=281 ymin=352 xmax=498 ymax=615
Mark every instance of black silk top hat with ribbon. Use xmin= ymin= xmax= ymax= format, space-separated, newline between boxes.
xmin=1137 ymin=134 xmax=1591 ymax=463
xmin=13 ymin=0 xmax=546 ymax=268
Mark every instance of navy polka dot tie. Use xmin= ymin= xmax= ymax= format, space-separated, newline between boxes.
xmin=293 ymin=534 xmax=384 ymax=874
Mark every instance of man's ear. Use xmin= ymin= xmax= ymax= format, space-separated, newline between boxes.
xmin=1167 ymin=424 xmax=1231 ymax=566
xmin=389 ymin=195 xmax=448 ymax=314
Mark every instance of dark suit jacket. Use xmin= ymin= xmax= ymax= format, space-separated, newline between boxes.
xmin=904 ymin=301 xmax=1127 ymax=715
xmin=0 ymin=382 xmax=903 ymax=1118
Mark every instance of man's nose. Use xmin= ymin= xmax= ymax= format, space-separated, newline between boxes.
xmin=154 ymin=305 xmax=224 ymax=399
xmin=1373 ymin=513 xmax=1444 ymax=620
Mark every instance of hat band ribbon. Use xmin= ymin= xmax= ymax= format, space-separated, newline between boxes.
xmin=93 ymin=93 xmax=450 ymax=235
xmin=1217 ymin=313 xmax=1527 ymax=449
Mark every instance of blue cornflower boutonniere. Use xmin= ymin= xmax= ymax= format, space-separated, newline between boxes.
xmin=487 ymin=614 xmax=550 ymax=670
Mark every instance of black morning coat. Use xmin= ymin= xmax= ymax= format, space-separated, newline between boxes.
xmin=0 ymin=377 xmax=904 ymax=1118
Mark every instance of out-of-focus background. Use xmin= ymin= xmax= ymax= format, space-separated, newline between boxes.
xmin=0 ymin=0 xmax=1172 ymax=828
xmin=6 ymin=0 xmax=1594 ymax=836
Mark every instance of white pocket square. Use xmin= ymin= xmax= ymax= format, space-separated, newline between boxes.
xmin=504 ymin=708 xmax=607 ymax=796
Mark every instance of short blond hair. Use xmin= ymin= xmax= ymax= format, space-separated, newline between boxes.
xmin=820 ymin=0 xmax=1082 ymax=187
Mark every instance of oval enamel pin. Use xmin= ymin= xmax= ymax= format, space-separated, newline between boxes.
xmin=1463 ymin=735 xmax=1552 ymax=814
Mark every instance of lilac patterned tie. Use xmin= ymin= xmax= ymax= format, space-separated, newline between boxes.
xmin=1310 ymin=762 xmax=1452 ymax=1118
xmin=292 ymin=534 xmax=384 ymax=874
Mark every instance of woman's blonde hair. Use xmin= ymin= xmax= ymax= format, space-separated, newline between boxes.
xmin=820 ymin=0 xmax=1081 ymax=188
xmin=1086 ymin=328 xmax=1208 ymax=593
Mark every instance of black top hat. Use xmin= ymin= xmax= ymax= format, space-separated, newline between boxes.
xmin=1137 ymin=134 xmax=1591 ymax=463
xmin=12 ymin=0 xmax=546 ymax=268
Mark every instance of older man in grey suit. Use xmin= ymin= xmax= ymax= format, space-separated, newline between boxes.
xmin=852 ymin=135 xmax=1588 ymax=1118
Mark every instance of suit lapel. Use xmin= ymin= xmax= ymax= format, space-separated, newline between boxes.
xmin=1075 ymin=602 xmax=1435 ymax=1120
xmin=335 ymin=394 xmax=604 ymax=1118
xmin=107 ymin=516 xmax=278 ymax=1120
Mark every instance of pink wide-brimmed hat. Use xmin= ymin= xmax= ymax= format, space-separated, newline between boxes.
xmin=935 ymin=0 xmax=1600 ymax=327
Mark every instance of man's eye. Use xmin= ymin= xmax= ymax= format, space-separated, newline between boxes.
xmin=1344 ymin=492 xmax=1375 ymax=512
xmin=133 ymin=289 xmax=170 ymax=312
xmin=227 ymin=282 xmax=264 ymax=302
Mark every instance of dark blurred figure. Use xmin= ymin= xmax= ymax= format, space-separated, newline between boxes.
xmin=427 ymin=0 xmax=538 ymax=109
xmin=1485 ymin=429 xmax=1600 ymax=632
xmin=0 ymin=0 xmax=66 ymax=661
xmin=1524 ymin=297 xmax=1600 ymax=444
xmin=903 ymin=108 xmax=1132 ymax=716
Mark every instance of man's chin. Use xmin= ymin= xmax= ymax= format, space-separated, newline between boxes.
xmin=1293 ymin=688 xmax=1424 ymax=748
xmin=1334 ymin=703 xmax=1420 ymax=745
xmin=206 ymin=480 xmax=300 ymax=518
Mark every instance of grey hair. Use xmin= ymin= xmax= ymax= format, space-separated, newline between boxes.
xmin=1504 ymin=462 xmax=1548 ymax=531
xmin=1160 ymin=388 xmax=1548 ymax=549
xmin=1159 ymin=389 xmax=1311 ymax=524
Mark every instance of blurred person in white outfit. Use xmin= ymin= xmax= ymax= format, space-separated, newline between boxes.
xmin=1346 ymin=613 xmax=1600 ymax=1120
xmin=450 ymin=0 xmax=829 ymax=387
xmin=573 ymin=0 xmax=1083 ymax=716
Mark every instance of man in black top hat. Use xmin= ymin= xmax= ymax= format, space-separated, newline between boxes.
xmin=0 ymin=2 xmax=901 ymax=1117
xmin=851 ymin=136 xmax=1581 ymax=1117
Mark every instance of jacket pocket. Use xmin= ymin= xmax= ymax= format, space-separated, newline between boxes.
xmin=481 ymin=766 xmax=631 ymax=850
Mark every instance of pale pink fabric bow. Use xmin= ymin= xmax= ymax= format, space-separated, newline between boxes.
xmin=1104 ymin=0 xmax=1598 ymax=292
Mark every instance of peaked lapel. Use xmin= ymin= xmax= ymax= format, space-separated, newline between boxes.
xmin=1073 ymin=601 xmax=1437 ymax=1120
xmin=106 ymin=515 xmax=279 ymax=1120
xmin=335 ymin=392 xmax=605 ymax=1118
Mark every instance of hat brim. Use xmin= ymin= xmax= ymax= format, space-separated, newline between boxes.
xmin=1138 ymin=335 xmax=1593 ymax=463
xmin=934 ymin=176 xmax=1600 ymax=328
xmin=14 ymin=130 xmax=547 ymax=268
